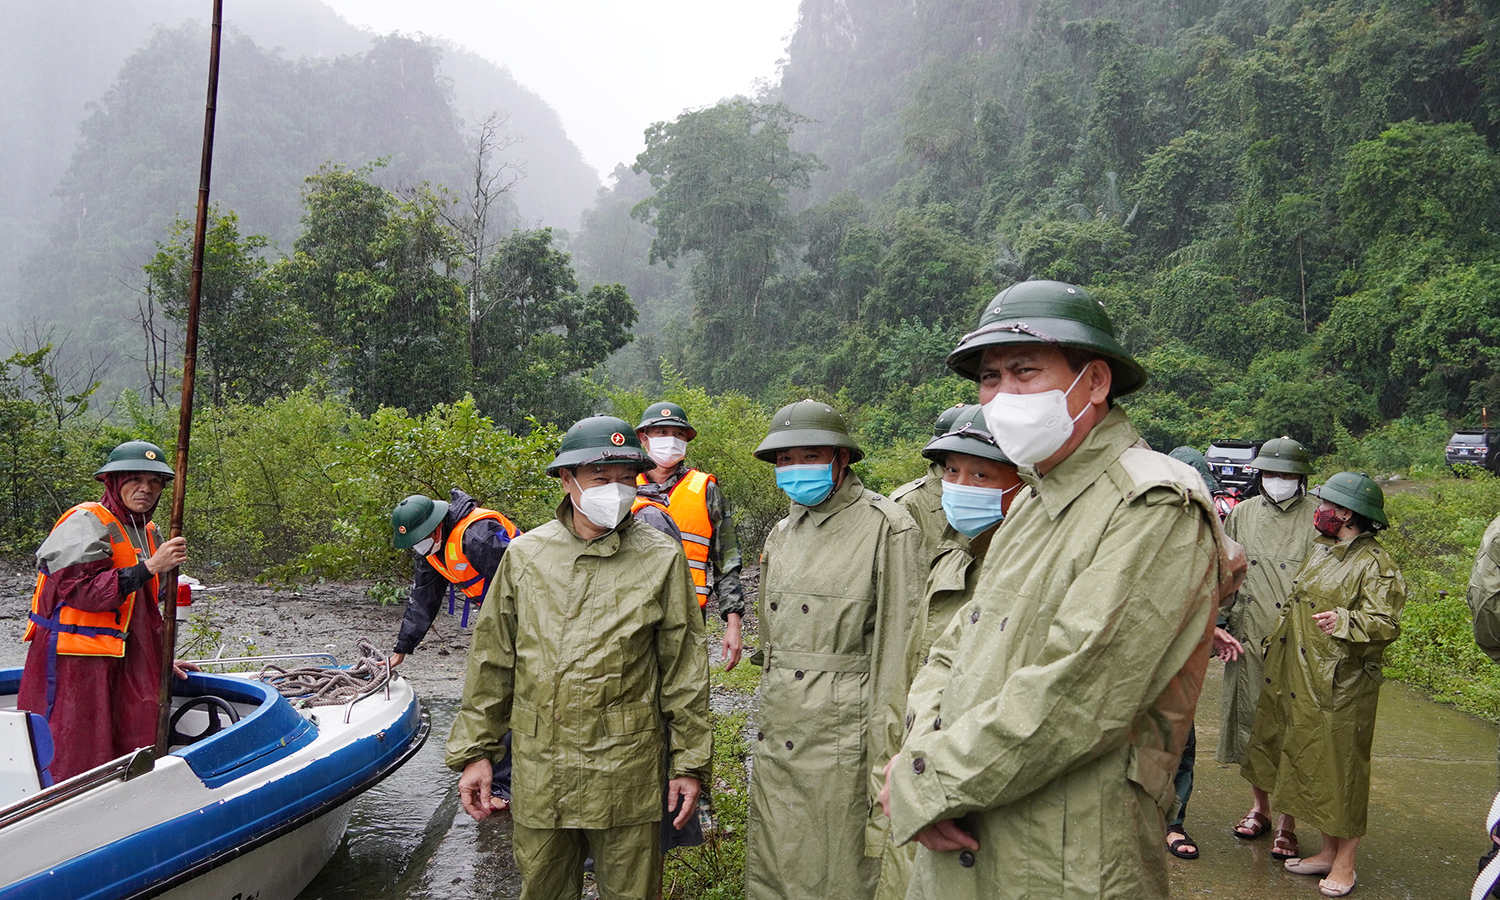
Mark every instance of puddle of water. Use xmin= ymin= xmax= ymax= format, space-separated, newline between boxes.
xmin=296 ymin=699 xmax=521 ymax=900
xmin=300 ymin=664 xmax=1499 ymax=900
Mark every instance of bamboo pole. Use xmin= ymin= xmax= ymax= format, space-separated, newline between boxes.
xmin=156 ymin=0 xmax=223 ymax=756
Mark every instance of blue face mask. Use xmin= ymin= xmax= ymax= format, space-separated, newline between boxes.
xmin=776 ymin=463 xmax=836 ymax=506
xmin=941 ymin=480 xmax=1018 ymax=537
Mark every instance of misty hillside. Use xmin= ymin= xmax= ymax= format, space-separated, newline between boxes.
xmin=2 ymin=0 xmax=599 ymax=363
xmin=582 ymin=0 xmax=1500 ymax=455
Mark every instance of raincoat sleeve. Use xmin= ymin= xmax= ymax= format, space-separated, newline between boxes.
xmin=35 ymin=507 xmax=136 ymax=611
xmin=705 ymin=480 xmax=745 ymax=620
xmin=443 ymin=551 xmax=519 ymax=770
xmin=1330 ymin=552 xmax=1405 ymax=648
xmin=886 ymin=492 xmax=1217 ymax=844
xmin=867 ymin=514 xmax=928 ymax=851
xmin=394 ymin=556 xmax=446 ymax=655
xmin=656 ymin=548 xmax=713 ymax=782
xmin=1469 ymin=517 xmax=1500 ymax=663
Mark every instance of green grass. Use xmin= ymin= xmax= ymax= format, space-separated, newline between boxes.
xmin=664 ymin=710 xmax=752 ymax=900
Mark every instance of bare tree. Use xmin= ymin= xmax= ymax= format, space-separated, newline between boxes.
xmin=6 ymin=323 xmax=110 ymax=427
xmin=440 ymin=111 xmax=523 ymax=371
xmin=128 ymin=273 xmax=179 ymax=407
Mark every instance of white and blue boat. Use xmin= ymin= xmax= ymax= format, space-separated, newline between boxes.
xmin=0 ymin=656 xmax=427 ymax=900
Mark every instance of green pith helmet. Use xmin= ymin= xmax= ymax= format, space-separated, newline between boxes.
xmin=94 ymin=440 xmax=175 ymax=481
xmin=1314 ymin=471 xmax=1388 ymax=527
xmin=921 ymin=405 xmax=1015 ymax=467
xmin=945 ymin=280 xmax=1147 ymax=396
xmin=1252 ymin=436 xmax=1315 ymax=476
xmin=391 ymin=495 xmax=448 ymax=549
xmin=547 ymin=415 xmax=652 ymax=476
xmin=932 ymin=403 xmax=969 ymax=438
xmin=635 ymin=401 xmax=697 ymax=440
xmin=753 ymin=399 xmax=864 ymax=464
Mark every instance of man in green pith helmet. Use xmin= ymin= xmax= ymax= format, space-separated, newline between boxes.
xmin=445 ymin=415 xmax=712 ymax=900
xmin=889 ymin=403 xmax=972 ymax=564
xmin=1220 ymin=436 xmax=1318 ymax=859
xmin=744 ymin=399 xmax=925 ymax=900
xmin=874 ymin=405 xmax=1021 ymax=900
xmin=878 ymin=280 xmax=1244 ymax=900
xmin=388 ymin=492 xmax=521 ymax=669
xmin=634 ymin=401 xmax=747 ymax=668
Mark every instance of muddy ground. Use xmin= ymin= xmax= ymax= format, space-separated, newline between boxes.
xmin=0 ymin=566 xmax=762 ymax=711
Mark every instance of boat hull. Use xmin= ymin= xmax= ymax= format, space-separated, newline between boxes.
xmin=0 ymin=668 xmax=428 ymax=900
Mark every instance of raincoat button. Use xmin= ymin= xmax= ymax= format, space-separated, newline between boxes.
xmin=933 ymin=717 xmax=941 ymax=730
xmin=970 ymin=609 xmax=980 ymax=624
xmin=1276 ymin=603 xmax=1282 ymax=608
xmin=913 ymin=758 xmax=926 ymax=774
xmin=1266 ymin=677 xmax=1272 ymax=684
xmin=905 ymin=713 xmax=914 ymax=728
xmin=801 ymin=604 xmax=809 ymax=613
xmin=786 ymin=740 xmax=794 ymax=750
xmin=756 ymin=731 xmax=764 ymax=740
xmin=1291 ymin=692 xmax=1296 ymax=699
xmin=770 ymin=602 xmax=778 ymax=611
xmin=1280 ymin=637 xmax=1286 ymax=644
xmin=794 ymin=670 xmax=804 ymax=680
xmin=959 ymin=850 xmax=975 ymax=868
xmin=1251 ymin=559 xmax=1258 ymax=565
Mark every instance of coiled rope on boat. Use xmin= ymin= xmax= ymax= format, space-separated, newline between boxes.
xmin=255 ymin=639 xmax=392 ymax=708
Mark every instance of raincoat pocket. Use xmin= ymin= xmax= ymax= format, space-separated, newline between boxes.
xmin=605 ymin=701 xmax=659 ymax=735
xmin=512 ymin=702 xmax=540 ymax=737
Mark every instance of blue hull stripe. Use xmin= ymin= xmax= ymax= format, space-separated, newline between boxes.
xmin=0 ymin=683 xmax=425 ymax=900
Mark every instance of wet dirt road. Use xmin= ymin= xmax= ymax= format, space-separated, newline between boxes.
xmin=1171 ymin=662 xmax=1494 ymax=899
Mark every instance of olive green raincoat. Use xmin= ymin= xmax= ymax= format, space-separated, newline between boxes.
xmin=746 ymin=471 xmax=926 ymax=900
xmin=891 ymin=463 xmax=951 ymax=565
xmin=884 ymin=409 xmax=1228 ymax=900
xmin=1217 ymin=492 xmax=1317 ymax=764
xmin=1469 ymin=514 xmax=1500 ymax=664
xmin=444 ymin=503 xmax=712 ymax=833
xmin=1241 ymin=532 xmax=1406 ymax=838
xmin=1468 ymin=514 xmax=1500 ymax=778
xmin=875 ymin=524 xmax=995 ymax=900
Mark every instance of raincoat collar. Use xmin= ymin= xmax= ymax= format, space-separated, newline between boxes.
xmin=555 ymin=497 xmax=632 ymax=555
xmin=1315 ymin=530 xmax=1377 ymax=560
xmin=1017 ymin=406 xmax=1140 ymax=519
xmin=789 ymin=469 xmax=865 ymax=526
xmin=1269 ymin=490 xmax=1310 ymax=514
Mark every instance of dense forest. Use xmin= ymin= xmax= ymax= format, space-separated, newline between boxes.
xmin=3 ymin=0 xmax=1499 ymax=582
xmin=584 ymin=0 xmax=1500 ymax=461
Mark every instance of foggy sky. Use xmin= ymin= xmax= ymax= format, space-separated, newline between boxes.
xmin=319 ymin=0 xmax=803 ymax=180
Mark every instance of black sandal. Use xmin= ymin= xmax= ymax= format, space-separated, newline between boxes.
xmin=1168 ymin=829 xmax=1200 ymax=860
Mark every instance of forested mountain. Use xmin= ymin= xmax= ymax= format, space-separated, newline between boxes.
xmin=2 ymin=1 xmax=599 ymax=381
xmin=581 ymin=0 xmax=1500 ymax=454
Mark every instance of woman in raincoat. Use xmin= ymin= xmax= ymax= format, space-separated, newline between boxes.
xmin=1241 ymin=472 xmax=1406 ymax=898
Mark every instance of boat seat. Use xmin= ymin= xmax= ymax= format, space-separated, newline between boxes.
xmin=0 ymin=710 xmax=53 ymax=807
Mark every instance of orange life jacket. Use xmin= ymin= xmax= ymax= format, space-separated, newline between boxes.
xmin=424 ymin=507 xmax=520 ymax=599
xmin=24 ymin=502 xmax=160 ymax=658
xmin=635 ymin=469 xmax=716 ymax=605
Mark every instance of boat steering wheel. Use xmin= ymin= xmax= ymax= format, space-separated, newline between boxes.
xmin=169 ymin=695 xmax=241 ymax=746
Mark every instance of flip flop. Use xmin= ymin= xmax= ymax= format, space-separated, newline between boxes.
xmin=1285 ymin=857 xmax=1333 ymax=876
xmin=1233 ymin=810 xmax=1271 ymax=839
xmin=1167 ymin=830 xmax=1200 ymax=860
xmin=1318 ymin=873 xmax=1357 ymax=897
xmin=1271 ymin=828 xmax=1299 ymax=860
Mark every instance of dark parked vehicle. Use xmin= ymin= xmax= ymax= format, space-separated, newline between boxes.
xmin=1205 ymin=439 xmax=1264 ymax=491
xmin=1446 ymin=430 xmax=1500 ymax=473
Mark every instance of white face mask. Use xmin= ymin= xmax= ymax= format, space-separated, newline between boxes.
xmin=981 ymin=366 xmax=1090 ymax=466
xmin=1261 ymin=474 xmax=1301 ymax=503
xmin=574 ymin=481 xmax=637 ymax=530
xmin=411 ymin=536 xmax=438 ymax=557
xmin=647 ymin=436 xmax=687 ymax=468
